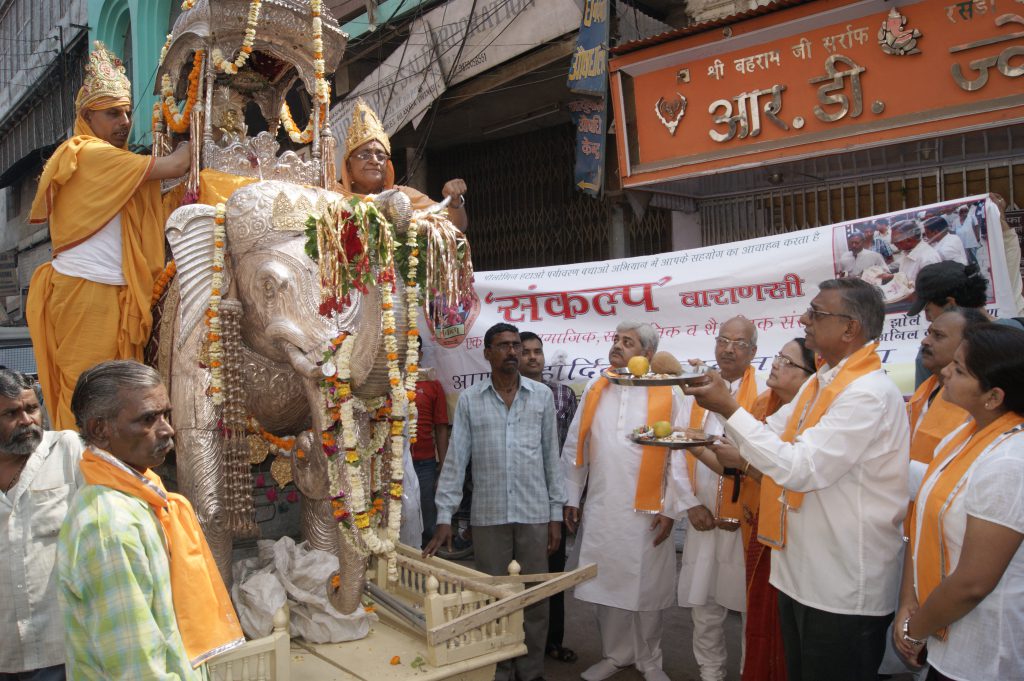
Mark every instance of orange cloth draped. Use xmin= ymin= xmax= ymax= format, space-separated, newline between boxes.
xmin=80 ymin=449 xmax=245 ymax=667
xmin=198 ymin=168 xmax=258 ymax=206
xmin=910 ymin=411 xmax=1024 ymax=640
xmin=758 ymin=343 xmax=882 ymax=550
xmin=743 ymin=389 xmax=788 ymax=681
xmin=907 ymin=375 xmax=969 ymax=463
xmin=687 ymin=366 xmax=759 ymax=524
xmin=337 ymin=182 xmax=441 ymax=212
xmin=27 ymin=115 xmax=171 ymax=430
xmin=575 ymin=376 xmax=673 ymax=513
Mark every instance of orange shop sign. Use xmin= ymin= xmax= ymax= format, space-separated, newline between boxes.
xmin=610 ymin=0 xmax=1024 ymax=186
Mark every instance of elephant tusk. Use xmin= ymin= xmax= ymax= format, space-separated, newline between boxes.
xmin=281 ymin=341 xmax=321 ymax=379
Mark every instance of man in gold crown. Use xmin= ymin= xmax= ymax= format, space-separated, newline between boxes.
xmin=26 ymin=42 xmax=191 ymax=430
xmin=339 ymin=99 xmax=468 ymax=231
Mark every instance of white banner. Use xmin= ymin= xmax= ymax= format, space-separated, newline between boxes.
xmin=423 ymin=195 xmax=1018 ymax=401
xmin=329 ymin=0 xmax=582 ymax=141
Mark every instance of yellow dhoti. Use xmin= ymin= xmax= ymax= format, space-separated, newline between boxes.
xmin=27 ymin=267 xmax=142 ymax=430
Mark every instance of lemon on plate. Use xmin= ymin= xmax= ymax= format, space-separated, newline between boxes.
xmin=627 ymin=355 xmax=650 ymax=377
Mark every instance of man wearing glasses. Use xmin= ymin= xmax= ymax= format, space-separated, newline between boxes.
xmin=678 ymin=317 xmax=762 ymax=681
xmin=685 ymin=279 xmax=909 ymax=681
xmin=425 ymin=323 xmax=565 ymax=681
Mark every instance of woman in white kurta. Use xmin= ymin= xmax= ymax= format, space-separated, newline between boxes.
xmin=895 ymin=324 xmax=1024 ymax=681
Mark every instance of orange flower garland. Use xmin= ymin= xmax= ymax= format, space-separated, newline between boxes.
xmin=151 ymin=260 xmax=177 ymax=306
xmin=162 ymin=50 xmax=204 ymax=134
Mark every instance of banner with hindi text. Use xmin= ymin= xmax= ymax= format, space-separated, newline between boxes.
xmin=423 ymin=195 xmax=1017 ymax=405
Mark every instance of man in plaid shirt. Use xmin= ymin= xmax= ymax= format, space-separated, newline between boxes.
xmin=57 ymin=361 xmax=243 ymax=680
xmin=520 ymin=331 xmax=579 ymax=664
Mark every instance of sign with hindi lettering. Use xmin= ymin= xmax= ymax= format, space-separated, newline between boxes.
xmin=330 ymin=0 xmax=582 ymax=142
xmin=423 ymin=195 xmax=1017 ymax=403
xmin=609 ymin=0 xmax=1024 ymax=185
xmin=569 ymin=98 xmax=606 ymax=196
xmin=568 ymin=0 xmax=610 ymax=96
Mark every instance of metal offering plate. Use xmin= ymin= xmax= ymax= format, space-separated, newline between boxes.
xmin=629 ymin=428 xmax=718 ymax=449
xmin=602 ymin=365 xmax=709 ymax=387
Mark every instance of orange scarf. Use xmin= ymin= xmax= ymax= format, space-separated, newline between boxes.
xmin=576 ymin=376 xmax=673 ymax=513
xmin=910 ymin=411 xmax=1024 ymax=639
xmin=687 ymin=366 xmax=759 ymax=522
xmin=80 ymin=448 xmax=245 ymax=667
xmin=758 ymin=343 xmax=882 ymax=549
xmin=907 ymin=375 xmax=969 ymax=463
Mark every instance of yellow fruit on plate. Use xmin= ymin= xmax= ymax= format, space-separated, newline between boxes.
xmin=651 ymin=351 xmax=683 ymax=375
xmin=627 ymin=355 xmax=650 ymax=377
xmin=652 ymin=421 xmax=673 ymax=438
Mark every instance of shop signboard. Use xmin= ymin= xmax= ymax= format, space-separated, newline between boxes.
xmin=609 ymin=0 xmax=1024 ymax=186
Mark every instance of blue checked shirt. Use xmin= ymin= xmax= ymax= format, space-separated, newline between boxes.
xmin=436 ymin=376 xmax=566 ymax=526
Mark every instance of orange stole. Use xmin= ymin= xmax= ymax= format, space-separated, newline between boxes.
xmin=576 ymin=376 xmax=673 ymax=513
xmin=687 ymin=365 xmax=759 ymax=522
xmin=907 ymin=375 xmax=968 ymax=463
xmin=910 ymin=411 xmax=1024 ymax=639
xmin=758 ymin=343 xmax=882 ymax=550
xmin=80 ymin=449 xmax=245 ymax=666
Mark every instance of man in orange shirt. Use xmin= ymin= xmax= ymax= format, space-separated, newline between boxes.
xmin=26 ymin=42 xmax=190 ymax=430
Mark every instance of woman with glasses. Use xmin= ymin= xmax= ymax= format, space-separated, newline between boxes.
xmin=894 ymin=323 xmax=1024 ymax=681
xmin=338 ymin=99 xmax=468 ymax=230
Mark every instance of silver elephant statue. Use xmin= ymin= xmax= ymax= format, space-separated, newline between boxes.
xmin=160 ymin=180 xmax=413 ymax=614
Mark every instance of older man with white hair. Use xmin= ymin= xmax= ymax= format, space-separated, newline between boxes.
xmin=562 ymin=321 xmax=692 ymax=681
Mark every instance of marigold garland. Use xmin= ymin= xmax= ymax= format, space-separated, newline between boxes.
xmin=211 ymin=0 xmax=261 ymax=75
xmin=151 ymin=260 xmax=177 ymax=306
xmin=162 ymin=50 xmax=204 ymax=134
xmin=279 ymin=0 xmax=331 ymax=144
xmin=206 ymin=204 xmax=227 ymax=405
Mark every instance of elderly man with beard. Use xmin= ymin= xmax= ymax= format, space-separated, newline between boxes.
xmin=562 ymin=321 xmax=692 ymax=681
xmin=0 ymin=369 xmax=83 ymax=681
xmin=57 ymin=361 xmax=243 ymax=680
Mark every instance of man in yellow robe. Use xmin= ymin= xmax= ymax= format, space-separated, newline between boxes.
xmin=26 ymin=42 xmax=191 ymax=430
xmin=338 ymin=99 xmax=468 ymax=230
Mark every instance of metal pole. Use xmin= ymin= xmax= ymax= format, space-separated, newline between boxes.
xmin=57 ymin=25 xmax=67 ymax=137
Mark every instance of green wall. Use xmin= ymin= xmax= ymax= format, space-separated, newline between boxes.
xmin=89 ymin=0 xmax=174 ymax=148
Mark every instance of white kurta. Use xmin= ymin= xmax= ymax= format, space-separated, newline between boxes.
xmin=899 ymin=240 xmax=942 ymax=284
xmin=931 ymin=233 xmax=968 ymax=265
xmin=562 ymin=379 xmax=692 ymax=611
xmin=725 ymin=360 xmax=909 ymax=616
xmin=677 ymin=376 xmax=762 ymax=613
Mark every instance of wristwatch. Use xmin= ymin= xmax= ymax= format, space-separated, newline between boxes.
xmin=902 ymin=616 xmax=927 ymax=646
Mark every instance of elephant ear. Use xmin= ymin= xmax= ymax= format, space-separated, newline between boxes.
xmin=166 ymin=204 xmax=226 ymax=346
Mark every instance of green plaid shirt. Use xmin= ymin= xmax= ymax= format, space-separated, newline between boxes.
xmin=58 ymin=484 xmax=204 ymax=681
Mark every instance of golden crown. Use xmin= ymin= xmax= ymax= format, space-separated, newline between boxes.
xmin=344 ymin=99 xmax=391 ymax=160
xmin=75 ymin=41 xmax=132 ymax=111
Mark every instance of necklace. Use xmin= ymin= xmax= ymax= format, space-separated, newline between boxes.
xmin=1 ymin=460 xmax=26 ymax=493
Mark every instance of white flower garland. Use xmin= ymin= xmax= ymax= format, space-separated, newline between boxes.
xmin=279 ymin=0 xmax=330 ymax=143
xmin=207 ymin=204 xmax=227 ymax=405
xmin=404 ymin=220 xmax=421 ymax=447
xmin=211 ymin=0 xmax=261 ymax=75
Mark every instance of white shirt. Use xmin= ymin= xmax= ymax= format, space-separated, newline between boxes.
xmin=1002 ymin=225 xmax=1024 ymax=316
xmin=678 ymin=374 xmax=762 ymax=611
xmin=900 ymin=240 xmax=942 ymax=285
xmin=0 ymin=430 xmax=84 ymax=672
xmin=912 ymin=424 xmax=1024 ymax=681
xmin=562 ymin=379 xmax=692 ymax=611
xmin=51 ymin=215 xmax=126 ymax=285
xmin=930 ymin=232 xmax=968 ymax=265
xmin=839 ymin=248 xmax=886 ymax=277
xmin=724 ymin=356 xmax=909 ymax=615
xmin=956 ymin=212 xmax=980 ymax=250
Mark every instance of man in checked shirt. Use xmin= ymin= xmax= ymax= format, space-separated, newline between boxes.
xmin=520 ymin=330 xmax=580 ymax=665
xmin=425 ymin=322 xmax=567 ymax=681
